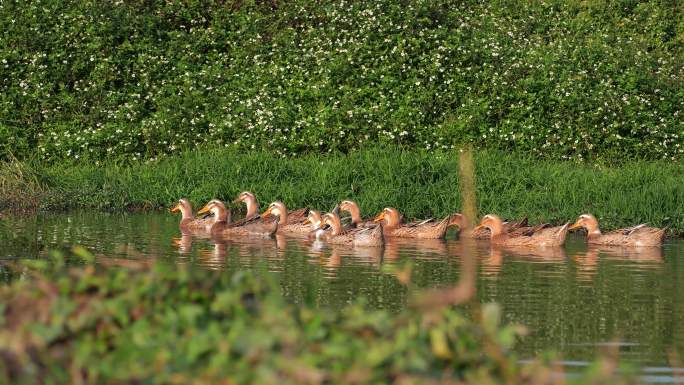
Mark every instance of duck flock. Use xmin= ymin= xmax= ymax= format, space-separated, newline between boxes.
xmin=171 ymin=192 xmax=666 ymax=248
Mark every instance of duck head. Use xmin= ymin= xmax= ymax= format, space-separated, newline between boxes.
xmin=303 ymin=210 xmax=323 ymax=230
xmin=170 ymin=198 xmax=194 ymax=219
xmin=448 ymin=213 xmax=468 ymax=229
xmin=570 ymin=214 xmax=601 ymax=236
xmin=339 ymin=200 xmax=362 ymax=225
xmin=474 ymin=214 xmax=505 ymax=236
xmin=372 ymin=207 xmax=402 ymax=228
xmin=261 ymin=201 xmax=288 ymax=224
xmin=234 ymin=191 xmax=259 ymax=218
xmin=321 ymin=212 xmax=343 ymax=236
xmin=197 ymin=200 xmax=230 ymax=223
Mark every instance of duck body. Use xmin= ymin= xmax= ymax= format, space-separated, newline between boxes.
xmin=262 ymin=201 xmax=311 ymax=235
xmin=570 ymin=214 xmax=665 ymax=247
xmin=477 ymin=214 xmax=569 ymax=247
xmin=321 ymin=212 xmax=384 ymax=247
xmin=213 ymin=217 xmax=278 ymax=238
xmin=198 ymin=200 xmax=277 ymax=238
xmin=449 ymin=214 xmax=529 ymax=239
xmin=373 ymin=208 xmax=453 ymax=239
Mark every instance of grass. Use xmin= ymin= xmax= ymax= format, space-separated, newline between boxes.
xmin=1 ymin=147 xmax=683 ymax=234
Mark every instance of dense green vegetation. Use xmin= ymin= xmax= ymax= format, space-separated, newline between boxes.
xmin=0 ymin=248 xmax=633 ymax=384
xmin=1 ymin=0 xmax=682 ymax=162
xmin=2 ymin=147 xmax=682 ymax=233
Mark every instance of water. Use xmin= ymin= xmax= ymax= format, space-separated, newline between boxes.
xmin=1 ymin=211 xmax=683 ymax=381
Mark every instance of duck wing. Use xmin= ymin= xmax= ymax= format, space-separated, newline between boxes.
xmin=286 ymin=208 xmax=309 ymax=224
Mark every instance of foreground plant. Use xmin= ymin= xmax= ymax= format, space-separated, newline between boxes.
xmin=0 ymin=249 xmax=633 ymax=384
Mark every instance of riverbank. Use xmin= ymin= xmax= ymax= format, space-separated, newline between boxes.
xmin=1 ymin=147 xmax=683 ymax=234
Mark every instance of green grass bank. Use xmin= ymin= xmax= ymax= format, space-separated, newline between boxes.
xmin=1 ymin=0 xmax=682 ymax=162
xmin=2 ymin=147 xmax=683 ymax=234
xmin=0 ymin=249 xmax=633 ymax=384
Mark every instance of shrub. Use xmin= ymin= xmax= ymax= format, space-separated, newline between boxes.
xmin=0 ymin=0 xmax=682 ymax=162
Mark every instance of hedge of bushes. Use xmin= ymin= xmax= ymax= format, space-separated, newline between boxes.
xmin=1 ymin=0 xmax=682 ymax=162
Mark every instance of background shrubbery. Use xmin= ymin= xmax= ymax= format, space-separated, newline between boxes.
xmin=1 ymin=0 xmax=682 ymax=162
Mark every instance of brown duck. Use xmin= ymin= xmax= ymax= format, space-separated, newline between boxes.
xmin=475 ymin=214 xmax=569 ymax=247
xmin=198 ymin=200 xmax=277 ymax=237
xmin=170 ymin=198 xmax=226 ymax=233
xmin=261 ymin=201 xmax=310 ymax=234
xmin=449 ymin=214 xmax=529 ymax=239
xmin=372 ymin=207 xmax=454 ymax=239
xmin=320 ymin=212 xmax=384 ymax=247
xmin=569 ymin=214 xmax=665 ymax=247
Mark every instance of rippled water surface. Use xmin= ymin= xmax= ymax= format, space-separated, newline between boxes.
xmin=1 ymin=211 xmax=683 ymax=381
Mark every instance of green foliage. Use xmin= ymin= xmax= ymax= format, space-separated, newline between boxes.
xmin=0 ymin=248 xmax=634 ymax=384
xmin=0 ymin=0 xmax=682 ymax=162
xmin=2 ymin=147 xmax=683 ymax=233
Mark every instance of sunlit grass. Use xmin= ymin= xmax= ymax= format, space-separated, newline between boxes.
xmin=3 ymin=147 xmax=681 ymax=234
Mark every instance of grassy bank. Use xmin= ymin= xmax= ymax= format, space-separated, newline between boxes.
xmin=1 ymin=147 xmax=683 ymax=234
xmin=1 ymin=0 xmax=682 ymax=162
xmin=0 ymin=249 xmax=632 ymax=384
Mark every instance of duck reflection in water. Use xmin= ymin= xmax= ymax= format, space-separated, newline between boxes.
xmin=574 ymin=245 xmax=663 ymax=282
xmin=198 ymin=239 xmax=228 ymax=270
xmin=305 ymin=242 xmax=384 ymax=278
xmin=172 ymin=233 xmax=193 ymax=255
xmin=383 ymin=238 xmax=449 ymax=262
xmin=479 ymin=244 xmax=567 ymax=279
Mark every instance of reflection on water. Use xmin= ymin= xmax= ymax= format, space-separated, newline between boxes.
xmin=1 ymin=211 xmax=683 ymax=378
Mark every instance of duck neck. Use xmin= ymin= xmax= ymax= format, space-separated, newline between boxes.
xmin=180 ymin=204 xmax=194 ymax=220
xmin=584 ymin=220 xmax=602 ymax=237
xmin=213 ymin=206 xmax=230 ymax=224
xmin=345 ymin=203 xmax=362 ymax=225
xmin=245 ymin=197 xmax=259 ymax=219
xmin=275 ymin=206 xmax=288 ymax=225
xmin=326 ymin=215 xmax=343 ymax=236
xmin=487 ymin=220 xmax=505 ymax=236
xmin=384 ymin=211 xmax=401 ymax=229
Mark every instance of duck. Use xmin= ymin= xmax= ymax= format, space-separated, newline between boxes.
xmin=170 ymin=198 xmax=227 ymax=233
xmin=320 ymin=212 xmax=384 ymax=246
xmin=261 ymin=201 xmax=311 ymax=234
xmin=569 ymin=214 xmax=665 ymax=247
xmin=338 ymin=200 xmax=375 ymax=228
xmin=233 ymin=191 xmax=260 ymax=219
xmin=449 ymin=214 xmax=530 ymax=239
xmin=372 ymin=207 xmax=454 ymax=239
xmin=475 ymin=214 xmax=569 ymax=247
xmin=197 ymin=200 xmax=277 ymax=238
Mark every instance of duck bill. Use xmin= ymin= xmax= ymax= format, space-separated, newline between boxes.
xmin=197 ymin=205 xmax=211 ymax=215
xmin=372 ymin=212 xmax=385 ymax=223
xmin=568 ymin=222 xmax=583 ymax=231
xmin=303 ymin=218 xmax=312 ymax=225
xmin=261 ymin=207 xmax=273 ymax=218
xmin=170 ymin=204 xmax=181 ymax=213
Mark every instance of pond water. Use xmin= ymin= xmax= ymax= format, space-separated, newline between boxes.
xmin=1 ymin=211 xmax=683 ymax=382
